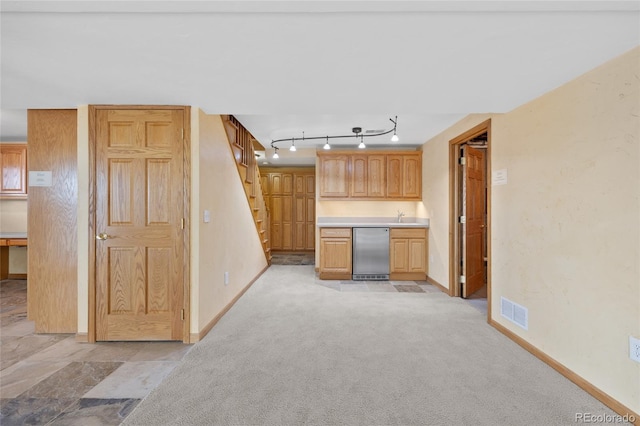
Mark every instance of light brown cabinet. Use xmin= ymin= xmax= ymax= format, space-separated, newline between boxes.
xmin=319 ymin=228 xmax=352 ymax=279
xmin=390 ymin=228 xmax=427 ymax=280
xmin=318 ymin=151 xmax=421 ymax=200
xmin=318 ymin=155 xmax=349 ymax=197
xmin=386 ymin=154 xmax=421 ymax=199
xmin=262 ymin=168 xmax=315 ymax=251
xmin=1 ymin=143 xmax=28 ymax=199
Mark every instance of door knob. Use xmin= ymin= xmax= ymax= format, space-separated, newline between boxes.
xmin=96 ymin=233 xmax=109 ymax=240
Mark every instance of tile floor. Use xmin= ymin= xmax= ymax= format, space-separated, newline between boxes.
xmin=0 ymin=279 xmax=192 ymax=426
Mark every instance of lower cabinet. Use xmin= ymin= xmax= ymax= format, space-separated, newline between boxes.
xmin=390 ymin=228 xmax=427 ymax=280
xmin=319 ymin=228 xmax=352 ymax=279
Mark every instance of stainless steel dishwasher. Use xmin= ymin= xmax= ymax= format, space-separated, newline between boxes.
xmin=352 ymin=227 xmax=390 ymax=280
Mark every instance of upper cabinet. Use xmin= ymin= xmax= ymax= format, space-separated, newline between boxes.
xmin=318 ymin=151 xmax=421 ymax=200
xmin=0 ymin=143 xmax=28 ymax=199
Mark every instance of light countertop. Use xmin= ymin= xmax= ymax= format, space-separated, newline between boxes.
xmin=317 ymin=217 xmax=429 ymax=228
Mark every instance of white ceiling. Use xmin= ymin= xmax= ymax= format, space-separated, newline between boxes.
xmin=1 ymin=1 xmax=638 ymax=165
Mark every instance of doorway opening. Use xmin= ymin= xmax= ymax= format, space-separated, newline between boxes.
xmin=449 ymin=120 xmax=491 ymax=321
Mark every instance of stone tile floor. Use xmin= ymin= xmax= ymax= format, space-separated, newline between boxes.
xmin=0 ymin=279 xmax=192 ymax=425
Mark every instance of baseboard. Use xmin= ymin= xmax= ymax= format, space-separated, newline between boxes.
xmin=426 ymin=275 xmax=450 ymax=295
xmin=490 ymin=319 xmax=639 ymax=424
xmin=7 ymin=273 xmax=27 ymax=279
xmin=75 ymin=332 xmax=88 ymax=343
xmin=190 ymin=264 xmax=269 ymax=343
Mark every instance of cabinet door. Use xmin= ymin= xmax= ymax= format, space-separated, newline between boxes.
xmin=320 ymin=238 xmax=352 ymax=273
xmin=305 ymin=196 xmax=315 ymax=250
xmin=305 ymin=174 xmax=315 ymax=196
xmin=1 ymin=144 xmax=28 ymax=198
xmin=270 ymin=173 xmax=283 ymax=195
xmin=281 ymin=196 xmax=293 ymax=250
xmin=408 ymin=238 xmax=427 ymax=272
xmin=260 ymin=175 xmax=269 ymax=195
xmin=350 ymin=155 xmax=368 ymax=197
xmin=294 ymin=196 xmax=306 ymax=250
xmin=282 ymin=174 xmax=293 ymax=196
xmin=270 ymin=196 xmax=283 ymax=249
xmin=367 ymin=155 xmax=386 ymax=197
xmin=386 ymin=155 xmax=403 ymax=198
xmin=319 ymin=155 xmax=349 ymax=197
xmin=403 ymin=154 xmax=421 ymax=199
xmin=390 ymin=238 xmax=409 ymax=273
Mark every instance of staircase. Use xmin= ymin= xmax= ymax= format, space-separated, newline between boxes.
xmin=222 ymin=115 xmax=272 ymax=265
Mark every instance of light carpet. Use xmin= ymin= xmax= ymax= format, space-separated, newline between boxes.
xmin=123 ymin=265 xmax=618 ymax=425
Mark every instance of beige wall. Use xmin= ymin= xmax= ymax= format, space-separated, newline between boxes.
xmin=191 ymin=110 xmax=268 ymax=336
xmin=0 ymin=199 xmax=28 ymax=274
xmin=77 ymin=105 xmax=89 ymax=333
xmin=420 ymin=114 xmax=494 ymax=287
xmin=421 ymin=47 xmax=639 ymax=413
xmin=491 ymin=47 xmax=639 ymax=413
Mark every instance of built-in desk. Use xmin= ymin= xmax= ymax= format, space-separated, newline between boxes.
xmin=0 ymin=233 xmax=28 ymax=279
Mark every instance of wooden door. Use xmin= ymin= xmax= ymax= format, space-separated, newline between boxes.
xmin=390 ymin=238 xmax=408 ymax=272
xmin=95 ymin=109 xmax=184 ymax=341
xmin=305 ymin=175 xmax=315 ymax=250
xmin=403 ymin=154 xmax=421 ymax=198
xmin=351 ymin=155 xmax=368 ymax=197
xmin=386 ymin=155 xmax=403 ymax=197
xmin=367 ymin=155 xmax=386 ymax=197
xmin=408 ymin=239 xmax=427 ymax=272
xmin=462 ymin=145 xmax=486 ymax=298
xmin=271 ymin=196 xmax=283 ymax=249
xmin=319 ymin=155 xmax=349 ymax=197
xmin=320 ymin=238 xmax=352 ymax=274
xmin=294 ymin=196 xmax=306 ymax=250
xmin=281 ymin=196 xmax=293 ymax=250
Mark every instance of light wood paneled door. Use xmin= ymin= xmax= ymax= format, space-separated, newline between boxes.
xmin=95 ymin=109 xmax=185 ymax=341
xmin=462 ymin=145 xmax=486 ymax=298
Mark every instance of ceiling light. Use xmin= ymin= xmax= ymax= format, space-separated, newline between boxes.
xmin=272 ymin=147 xmax=279 ymax=159
xmin=358 ymin=136 xmax=366 ymax=149
xmin=269 ymin=115 xmax=399 ymax=151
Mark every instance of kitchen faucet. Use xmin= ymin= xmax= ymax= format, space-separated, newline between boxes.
xmin=397 ymin=210 xmax=405 ymax=223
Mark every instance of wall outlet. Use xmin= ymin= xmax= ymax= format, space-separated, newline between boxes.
xmin=630 ymin=336 xmax=640 ymax=363
xmin=224 ymin=271 xmax=229 ymax=285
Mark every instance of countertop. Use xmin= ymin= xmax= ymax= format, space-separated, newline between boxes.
xmin=317 ymin=217 xmax=429 ymax=228
xmin=0 ymin=233 xmax=28 ymax=239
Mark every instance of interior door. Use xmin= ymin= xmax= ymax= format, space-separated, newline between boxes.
xmin=462 ymin=145 xmax=486 ymax=298
xmin=95 ymin=109 xmax=184 ymax=341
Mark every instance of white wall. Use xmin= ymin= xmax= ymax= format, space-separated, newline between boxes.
xmin=191 ymin=110 xmax=268 ymax=338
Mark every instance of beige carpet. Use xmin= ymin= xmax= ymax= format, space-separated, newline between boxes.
xmin=124 ymin=265 xmax=618 ymax=425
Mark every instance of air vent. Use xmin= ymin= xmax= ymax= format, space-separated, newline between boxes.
xmin=352 ymin=274 xmax=389 ymax=281
xmin=500 ymin=296 xmax=528 ymax=330
xmin=365 ymin=129 xmax=385 ymax=134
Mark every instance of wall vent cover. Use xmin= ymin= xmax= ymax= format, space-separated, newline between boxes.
xmin=352 ymin=274 xmax=389 ymax=281
xmin=501 ymin=296 xmax=529 ymax=330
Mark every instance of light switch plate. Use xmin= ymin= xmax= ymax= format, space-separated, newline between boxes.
xmin=203 ymin=210 xmax=211 ymax=223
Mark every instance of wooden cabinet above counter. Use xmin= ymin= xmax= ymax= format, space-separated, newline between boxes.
xmin=317 ymin=151 xmax=422 ymax=201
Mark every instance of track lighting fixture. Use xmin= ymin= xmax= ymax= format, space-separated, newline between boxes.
xmin=272 ymin=147 xmax=279 ymax=159
xmin=269 ymin=116 xmax=399 ymax=151
xmin=390 ymin=117 xmax=399 ymax=142
xmin=358 ymin=135 xmax=366 ymax=149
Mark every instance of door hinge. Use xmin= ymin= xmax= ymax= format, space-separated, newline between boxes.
xmin=459 ymin=157 xmax=466 ymax=165
xmin=181 ymin=218 xmax=185 ymax=229
xmin=459 ymin=216 xmax=466 ymax=223
xmin=460 ymin=275 xmax=466 ymax=284
xmin=181 ymin=309 xmax=185 ymax=321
